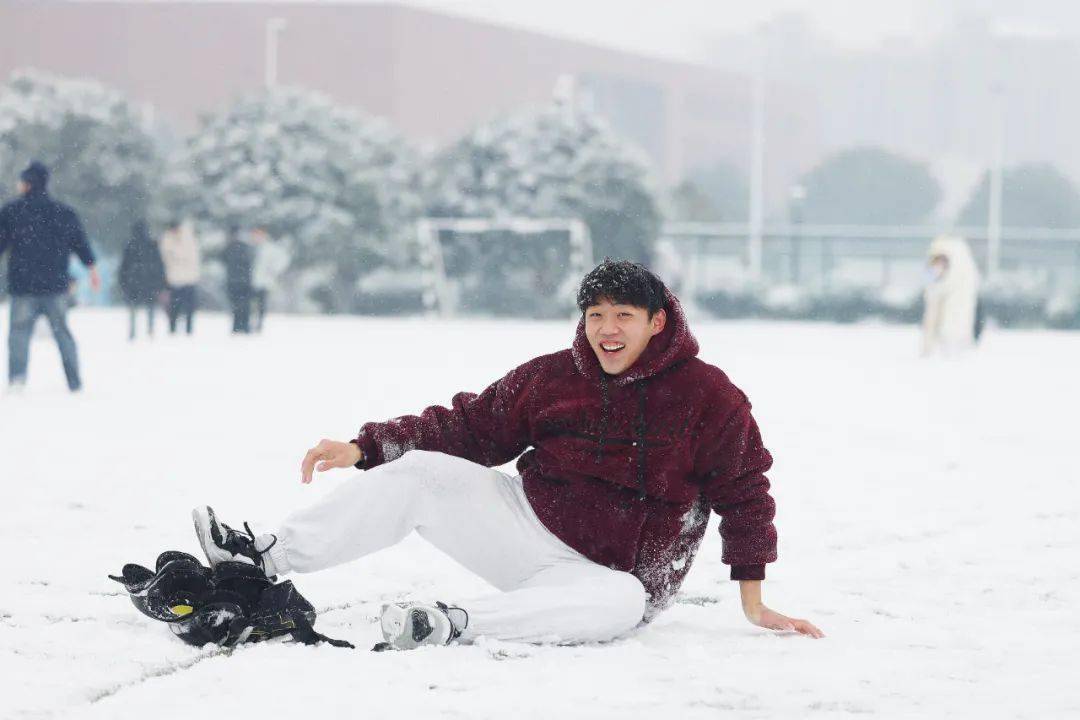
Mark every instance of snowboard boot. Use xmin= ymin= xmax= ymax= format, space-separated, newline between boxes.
xmin=375 ymin=601 xmax=468 ymax=651
xmin=192 ymin=506 xmax=277 ymax=577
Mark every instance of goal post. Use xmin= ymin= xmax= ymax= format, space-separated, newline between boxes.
xmin=416 ymin=217 xmax=593 ymax=317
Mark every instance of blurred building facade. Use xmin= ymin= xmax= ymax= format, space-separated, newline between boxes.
xmin=0 ymin=0 xmax=819 ymax=206
xmin=707 ymin=13 xmax=1080 ymax=220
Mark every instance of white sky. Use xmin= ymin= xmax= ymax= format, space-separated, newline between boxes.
xmin=120 ymin=1 xmax=1080 ymax=63
xmin=398 ymin=0 xmax=1078 ymax=61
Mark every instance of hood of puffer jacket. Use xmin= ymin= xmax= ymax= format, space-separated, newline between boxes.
xmin=571 ymin=288 xmax=700 ymax=386
xmin=928 ymin=234 xmax=980 ymax=291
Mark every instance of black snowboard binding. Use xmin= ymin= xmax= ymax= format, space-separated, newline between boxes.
xmin=109 ymin=551 xmax=353 ymax=649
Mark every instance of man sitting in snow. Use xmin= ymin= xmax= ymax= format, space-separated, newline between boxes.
xmin=194 ymin=259 xmax=823 ymax=649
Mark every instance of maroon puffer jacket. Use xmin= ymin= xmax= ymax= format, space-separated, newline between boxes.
xmin=353 ymin=292 xmax=777 ymax=615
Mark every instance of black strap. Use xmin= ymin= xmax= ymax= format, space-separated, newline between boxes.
xmin=289 ymin=611 xmax=355 ymax=649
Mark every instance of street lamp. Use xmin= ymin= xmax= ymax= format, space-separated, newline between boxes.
xmin=987 ymin=82 xmax=1004 ymax=282
xmin=788 ymin=184 xmax=806 ymax=284
xmin=265 ymin=17 xmax=288 ymax=89
xmin=747 ymin=41 xmax=765 ymax=281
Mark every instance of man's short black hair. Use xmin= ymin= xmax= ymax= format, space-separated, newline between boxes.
xmin=576 ymin=259 xmax=668 ymax=317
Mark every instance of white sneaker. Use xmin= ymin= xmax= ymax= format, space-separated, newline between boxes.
xmin=191 ymin=506 xmax=276 ymax=575
xmin=377 ymin=602 xmax=468 ymax=650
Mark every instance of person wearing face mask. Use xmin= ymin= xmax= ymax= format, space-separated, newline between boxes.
xmin=190 ymin=259 xmax=822 ymax=650
xmin=922 ymin=235 xmax=980 ymax=356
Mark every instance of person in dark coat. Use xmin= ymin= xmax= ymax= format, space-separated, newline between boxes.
xmin=223 ymin=227 xmax=254 ymax=334
xmin=0 ymin=161 xmax=100 ymax=391
xmin=118 ymin=220 xmax=166 ymax=340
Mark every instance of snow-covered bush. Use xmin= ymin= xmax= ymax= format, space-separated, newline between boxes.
xmin=698 ymin=283 xmax=923 ymax=324
xmin=175 ymin=87 xmax=422 ymax=313
xmin=978 ymin=272 xmax=1054 ymax=328
xmin=426 ymin=99 xmax=661 ymax=274
xmin=0 ymin=69 xmax=163 ymax=256
xmin=1045 ymin=290 xmax=1080 ymax=329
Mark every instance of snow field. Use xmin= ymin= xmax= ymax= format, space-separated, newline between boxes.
xmin=1 ymin=308 xmax=1079 ymax=719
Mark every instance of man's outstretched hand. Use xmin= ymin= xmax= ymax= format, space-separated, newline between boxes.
xmin=301 ymin=439 xmax=363 ymax=484
xmin=744 ymin=603 xmax=825 ymax=638
xmin=740 ymin=580 xmax=824 ymax=638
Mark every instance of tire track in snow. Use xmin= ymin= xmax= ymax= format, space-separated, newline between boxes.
xmin=84 ymin=600 xmax=376 ymax=707
xmin=87 ymin=647 xmax=229 ymax=704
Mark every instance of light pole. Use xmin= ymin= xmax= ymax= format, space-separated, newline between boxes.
xmin=747 ymin=36 xmax=766 ymax=281
xmin=265 ymin=17 xmax=288 ymax=89
xmin=987 ymin=83 xmax=1004 ymax=282
xmin=788 ymin=184 xmax=806 ymax=284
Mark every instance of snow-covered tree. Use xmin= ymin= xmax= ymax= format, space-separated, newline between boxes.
xmin=799 ymin=147 xmax=941 ymax=225
xmin=0 ymin=70 xmax=163 ymax=257
xmin=426 ymin=99 xmax=662 ymax=267
xmin=958 ymin=163 xmax=1080 ymax=229
xmin=176 ymin=87 xmax=422 ymax=313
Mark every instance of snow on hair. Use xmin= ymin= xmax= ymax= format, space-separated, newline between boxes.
xmin=577 ymin=258 xmax=667 ymax=315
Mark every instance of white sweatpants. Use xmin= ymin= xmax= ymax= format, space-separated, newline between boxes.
xmin=259 ymin=450 xmax=647 ymax=644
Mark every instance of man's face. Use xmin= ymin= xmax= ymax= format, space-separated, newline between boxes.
xmin=16 ymin=180 xmax=28 ymax=195
xmin=584 ymin=299 xmax=667 ymax=375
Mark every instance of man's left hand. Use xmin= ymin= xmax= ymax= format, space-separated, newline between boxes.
xmin=744 ymin=603 xmax=825 ymax=638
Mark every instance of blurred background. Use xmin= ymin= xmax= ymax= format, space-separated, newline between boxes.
xmin=2 ymin=0 xmax=1079 ymax=327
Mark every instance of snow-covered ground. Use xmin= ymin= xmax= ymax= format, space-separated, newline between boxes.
xmin=2 ymin=307 xmax=1078 ymax=719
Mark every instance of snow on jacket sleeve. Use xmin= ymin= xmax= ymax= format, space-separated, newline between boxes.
xmin=351 ymin=362 xmax=535 ymax=470
xmin=694 ymin=400 xmax=778 ymax=581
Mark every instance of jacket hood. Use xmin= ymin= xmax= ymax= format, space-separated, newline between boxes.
xmin=928 ymin=234 xmax=980 ymax=289
xmin=571 ymin=288 xmax=699 ymax=386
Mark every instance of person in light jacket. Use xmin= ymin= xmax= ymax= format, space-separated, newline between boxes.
xmin=922 ymin=234 xmax=980 ymax=356
xmin=249 ymin=227 xmax=289 ymax=333
xmin=159 ymin=219 xmax=201 ymax=335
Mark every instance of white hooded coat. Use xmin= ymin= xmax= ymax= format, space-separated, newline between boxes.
xmin=159 ymin=221 xmax=202 ymax=287
xmin=922 ymin=235 xmax=980 ymax=355
xmin=252 ymin=238 xmax=290 ymax=290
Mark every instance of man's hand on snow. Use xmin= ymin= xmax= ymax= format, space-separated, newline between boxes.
xmin=739 ymin=579 xmax=824 ymax=638
xmin=743 ymin=603 xmax=824 ymax=638
xmin=300 ymin=439 xmax=363 ymax=484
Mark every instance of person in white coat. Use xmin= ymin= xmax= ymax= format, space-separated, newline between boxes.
xmin=249 ymin=228 xmax=289 ymax=333
xmin=922 ymin=234 xmax=980 ymax=356
xmin=159 ymin=219 xmax=201 ymax=335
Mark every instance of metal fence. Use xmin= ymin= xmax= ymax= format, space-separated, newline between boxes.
xmin=660 ymin=223 xmax=1080 ymax=297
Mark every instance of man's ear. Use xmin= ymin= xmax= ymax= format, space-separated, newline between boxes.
xmin=650 ymin=308 xmax=667 ymax=336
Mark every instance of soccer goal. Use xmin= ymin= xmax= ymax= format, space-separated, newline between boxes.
xmin=416 ymin=217 xmax=593 ymax=318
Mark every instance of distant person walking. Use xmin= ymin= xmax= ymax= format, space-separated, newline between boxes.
xmin=0 ymin=161 xmax=100 ymax=392
xmin=922 ymin=234 xmax=980 ymax=356
xmin=160 ymin=219 xmax=200 ymax=335
xmin=224 ymin=227 xmax=254 ymax=334
xmin=249 ymin=228 xmax=289 ymax=333
xmin=118 ymin=220 xmax=166 ymax=340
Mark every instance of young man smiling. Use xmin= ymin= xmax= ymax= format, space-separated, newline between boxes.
xmin=194 ymin=260 xmax=823 ymax=649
